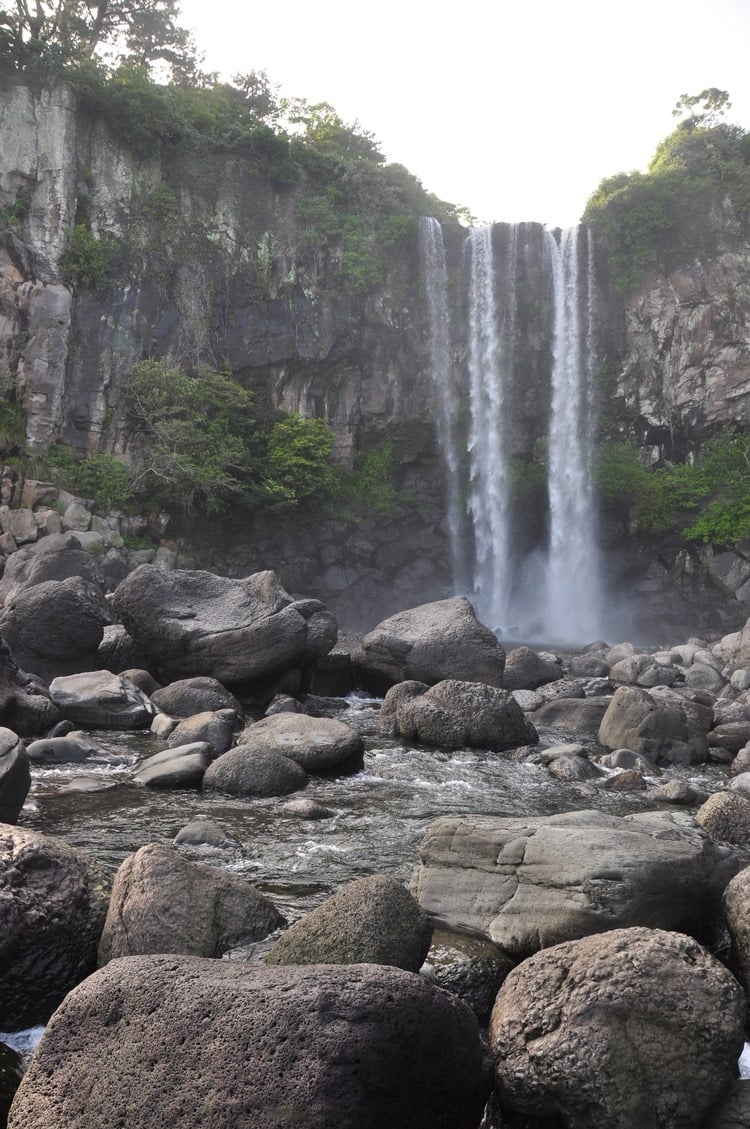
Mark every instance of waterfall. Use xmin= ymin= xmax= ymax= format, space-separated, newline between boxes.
xmin=423 ymin=218 xmax=603 ymax=643
xmin=419 ymin=217 xmax=466 ymax=591
xmin=466 ymin=225 xmax=515 ymax=630
xmin=544 ymin=226 xmax=602 ymax=641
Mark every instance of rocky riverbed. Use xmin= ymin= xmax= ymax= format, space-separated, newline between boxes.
xmin=3 ymin=541 xmax=750 ymax=1126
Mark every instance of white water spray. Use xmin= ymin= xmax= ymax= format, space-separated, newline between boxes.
xmin=544 ymin=226 xmax=603 ymax=641
xmin=466 ymin=225 xmax=516 ymax=629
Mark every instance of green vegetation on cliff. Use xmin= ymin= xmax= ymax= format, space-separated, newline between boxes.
xmin=595 ymin=432 xmax=750 ymax=548
xmin=584 ymin=90 xmax=750 ymax=294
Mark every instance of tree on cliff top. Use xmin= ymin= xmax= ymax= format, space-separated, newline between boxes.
xmin=0 ymin=0 xmax=197 ymax=78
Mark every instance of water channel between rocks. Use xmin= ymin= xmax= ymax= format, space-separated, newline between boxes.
xmin=19 ymin=693 xmax=731 ymax=928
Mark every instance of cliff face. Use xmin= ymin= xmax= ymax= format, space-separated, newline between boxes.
xmin=0 ymin=82 xmax=433 ymax=465
xmin=3 ymin=81 xmax=750 ymax=634
xmin=615 ymin=248 xmax=750 ymax=459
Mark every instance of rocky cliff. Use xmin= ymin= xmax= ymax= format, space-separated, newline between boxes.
xmin=2 ymin=80 xmax=750 ymax=634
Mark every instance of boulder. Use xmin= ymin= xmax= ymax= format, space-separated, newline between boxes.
xmin=266 ymin=874 xmax=431 ymax=971
xmin=166 ymin=710 xmax=236 ymax=758
xmin=98 ymin=843 xmax=283 ymax=963
xmin=709 ymin=721 xmax=750 ymax=753
xmin=353 ymin=597 xmax=505 ymax=692
xmin=133 ymin=743 xmax=211 ymax=789
xmin=26 ymin=732 xmax=103 ymax=764
xmin=237 ymin=712 xmax=364 ymax=773
xmin=703 ymin=1081 xmax=750 ymax=1129
xmin=0 ymin=727 xmax=29 ymax=822
xmin=502 ymin=646 xmax=563 ymax=691
xmin=0 ymin=1042 xmax=23 ymax=1127
xmin=598 ymin=685 xmax=705 ymax=765
xmin=0 ymin=638 xmax=59 ymax=736
xmin=0 ymin=825 xmax=108 ymax=1028
xmin=393 ymin=680 xmax=538 ymax=752
xmin=376 ymin=680 xmax=430 ymax=737
xmin=173 ymin=820 xmax=239 ymax=849
xmin=111 ymin=565 xmax=337 ymax=686
xmin=411 ymin=809 xmax=737 ymax=957
xmin=48 ymin=670 xmax=155 ymax=729
xmin=0 ymin=575 xmax=113 ymax=680
xmin=532 ymin=696 xmax=609 ymax=736
xmin=203 ymin=745 xmax=308 ymax=797
xmin=424 ymin=928 xmax=514 ymax=1025
xmin=723 ymin=867 xmax=750 ymax=1008
xmin=695 ymin=790 xmax=750 ymax=844
xmin=0 ymin=533 xmax=100 ymax=603
xmin=8 ymin=957 xmax=486 ymax=1129
xmin=489 ymin=927 xmax=744 ymax=1129
xmin=278 ymin=797 xmax=336 ymax=820
xmin=150 ymin=676 xmax=243 ymax=718
xmin=97 ymin=624 xmax=150 ymax=674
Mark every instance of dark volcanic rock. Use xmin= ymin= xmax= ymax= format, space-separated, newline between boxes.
xmin=8 ymin=957 xmax=486 ymax=1129
xmin=150 ymin=676 xmax=243 ymax=719
xmin=0 ymin=727 xmax=29 ymax=822
xmin=112 ymin=565 xmax=337 ymax=686
xmin=490 ymin=927 xmax=744 ymax=1129
xmin=394 ymin=679 xmax=538 ymax=751
xmin=237 ymin=712 xmax=364 ymax=773
xmin=266 ymin=874 xmax=432 ymax=971
xmin=203 ymin=744 xmax=308 ymax=797
xmin=0 ymin=638 xmax=60 ymax=736
xmin=0 ymin=825 xmax=107 ymax=1028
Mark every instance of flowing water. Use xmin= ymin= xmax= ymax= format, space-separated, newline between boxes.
xmin=18 ymin=693 xmax=719 ymax=927
xmin=544 ymin=226 xmax=603 ymax=642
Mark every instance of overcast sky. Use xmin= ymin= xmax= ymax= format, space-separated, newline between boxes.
xmin=177 ymin=0 xmax=750 ymax=228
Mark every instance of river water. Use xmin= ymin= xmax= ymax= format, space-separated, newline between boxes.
xmin=18 ymin=692 xmax=726 ymax=926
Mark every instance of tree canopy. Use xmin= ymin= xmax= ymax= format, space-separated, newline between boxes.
xmin=0 ymin=0 xmax=197 ymax=78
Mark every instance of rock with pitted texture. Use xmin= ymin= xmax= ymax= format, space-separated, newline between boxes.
xmin=0 ymin=825 xmax=108 ymax=1028
xmin=98 ymin=843 xmax=283 ymax=963
xmin=111 ymin=565 xmax=337 ymax=686
xmin=203 ymin=744 xmax=308 ymax=797
xmin=393 ymin=679 xmax=538 ymax=752
xmin=265 ymin=874 xmax=431 ymax=971
xmin=150 ymin=675 xmax=243 ymax=719
xmin=696 ymin=791 xmax=750 ymax=845
xmin=489 ymin=927 xmax=744 ymax=1129
xmin=8 ymin=956 xmax=486 ymax=1129
xmin=411 ymin=808 xmax=736 ymax=956
xmin=353 ymin=597 xmax=504 ymax=692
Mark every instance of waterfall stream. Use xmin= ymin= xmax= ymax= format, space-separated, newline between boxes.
xmin=423 ymin=219 xmax=603 ymax=643
xmin=544 ymin=225 xmax=603 ymax=641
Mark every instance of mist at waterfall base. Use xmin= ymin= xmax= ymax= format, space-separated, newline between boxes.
xmin=422 ymin=218 xmax=633 ymax=648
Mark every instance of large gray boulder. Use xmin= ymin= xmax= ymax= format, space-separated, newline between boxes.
xmin=0 ymin=825 xmax=108 ymax=1028
xmin=237 ymin=712 xmax=364 ymax=773
xmin=111 ymin=566 xmax=337 ymax=686
xmin=150 ymin=676 xmax=243 ymax=718
xmin=48 ymin=670 xmax=155 ymax=729
xmin=203 ymin=744 xmax=308 ymax=797
xmin=98 ymin=843 xmax=283 ymax=963
xmin=489 ymin=927 xmax=744 ymax=1129
xmin=702 ymin=1081 xmax=750 ymax=1129
xmin=598 ymin=684 xmax=707 ymax=765
xmin=531 ymin=696 xmax=609 ymax=737
xmin=8 ymin=957 xmax=486 ymax=1129
xmin=354 ymin=597 xmax=505 ymax=692
xmin=411 ymin=809 xmax=737 ymax=957
xmin=0 ymin=533 xmax=101 ymax=604
xmin=502 ymin=646 xmax=563 ymax=691
xmin=0 ymin=575 xmax=113 ymax=680
xmin=166 ymin=710 xmax=236 ymax=757
xmin=266 ymin=874 xmax=432 ymax=971
xmin=696 ymin=791 xmax=750 ymax=845
xmin=133 ymin=743 xmax=212 ymax=789
xmin=721 ymin=866 xmax=750 ymax=1013
xmin=393 ymin=679 xmax=538 ymax=751
xmin=0 ymin=727 xmax=29 ymax=822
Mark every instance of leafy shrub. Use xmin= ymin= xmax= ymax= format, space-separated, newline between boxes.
xmin=41 ymin=445 xmax=135 ymax=512
xmin=265 ymin=414 xmax=337 ymax=506
xmin=60 ymin=224 xmax=116 ymax=290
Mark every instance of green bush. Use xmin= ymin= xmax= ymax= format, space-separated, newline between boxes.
xmin=265 ymin=414 xmax=337 ymax=506
xmin=60 ymin=224 xmax=116 ymax=290
xmin=41 ymin=445 xmax=135 ymax=512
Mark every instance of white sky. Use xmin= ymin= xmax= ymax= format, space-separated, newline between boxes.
xmin=177 ymin=0 xmax=750 ymax=228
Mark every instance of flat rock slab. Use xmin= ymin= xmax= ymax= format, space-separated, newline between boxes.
xmin=49 ymin=670 xmax=154 ymax=729
xmin=9 ymin=957 xmax=486 ymax=1129
xmin=411 ymin=808 xmax=737 ymax=957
